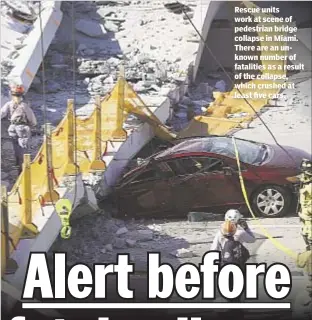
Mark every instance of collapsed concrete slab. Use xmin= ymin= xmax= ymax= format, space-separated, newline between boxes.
xmin=3 ymin=173 xmax=86 ymax=310
xmin=7 ymin=1 xmax=63 ymax=92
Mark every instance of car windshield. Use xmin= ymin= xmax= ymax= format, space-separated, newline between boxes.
xmin=156 ymin=137 xmax=266 ymax=165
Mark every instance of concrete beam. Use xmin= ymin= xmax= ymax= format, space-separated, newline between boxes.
xmin=97 ymin=97 xmax=172 ymax=198
xmin=3 ymin=174 xmax=85 ymax=305
xmin=8 ymin=1 xmax=63 ymax=91
xmin=288 ymin=28 xmax=312 ymax=71
xmin=192 ymin=0 xmax=223 ymax=82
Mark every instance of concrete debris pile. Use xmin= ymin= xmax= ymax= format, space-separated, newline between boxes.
xmin=49 ymin=214 xmax=167 ymax=265
xmin=168 ymin=82 xmax=214 ymax=131
xmin=24 ymin=0 xmax=197 ymax=108
xmin=0 ymin=1 xmax=39 ymax=98
xmin=59 ymin=0 xmax=197 ymax=98
xmin=167 ymin=79 xmax=228 ymax=132
xmin=3 ymin=0 xmax=38 ymax=22
xmin=3 ymin=0 xmax=197 ymax=185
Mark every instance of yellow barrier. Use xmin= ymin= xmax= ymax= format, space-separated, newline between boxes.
xmin=1 ymin=185 xmax=9 ymax=276
xmin=89 ymin=95 xmax=106 ymax=172
xmin=1 ymin=74 xmax=172 ymax=274
xmin=181 ymin=1 xmax=289 ymax=136
xmin=41 ymin=124 xmax=60 ymax=205
xmin=112 ymin=64 xmax=127 ymax=140
xmin=64 ymin=99 xmax=80 ymax=175
xmin=20 ymin=154 xmax=38 ymax=238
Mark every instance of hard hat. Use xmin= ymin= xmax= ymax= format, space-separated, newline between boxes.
xmin=225 ymin=209 xmax=241 ymax=224
xmin=301 ymin=159 xmax=312 ymax=175
xmin=10 ymin=84 xmax=25 ymax=96
xmin=220 ymin=220 xmax=237 ymax=237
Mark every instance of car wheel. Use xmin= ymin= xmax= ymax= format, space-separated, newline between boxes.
xmin=251 ymin=185 xmax=291 ymax=218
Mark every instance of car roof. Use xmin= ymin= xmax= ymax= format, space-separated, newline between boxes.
xmin=118 ymin=136 xmax=265 ymax=184
xmin=154 ymin=136 xmax=254 ymax=160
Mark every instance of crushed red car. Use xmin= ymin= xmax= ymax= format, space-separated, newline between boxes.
xmin=110 ymin=136 xmax=311 ymax=218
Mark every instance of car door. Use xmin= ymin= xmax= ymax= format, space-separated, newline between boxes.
xmin=118 ymin=164 xmax=175 ymax=216
xmin=156 ymin=159 xmax=195 ymax=215
xmin=171 ymin=156 xmax=244 ymax=210
xmin=224 ymin=157 xmax=263 ymax=200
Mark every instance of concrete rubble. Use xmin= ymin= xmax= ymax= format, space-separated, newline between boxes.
xmin=1 ymin=3 xmax=312 ymax=308
xmin=1 ymin=1 xmax=45 ymax=190
xmin=1 ymin=0 xmax=198 ymax=187
xmin=75 ymin=19 xmax=108 ymax=38
xmin=0 ymin=1 xmax=39 ymax=100
xmin=170 ymin=248 xmax=194 ymax=258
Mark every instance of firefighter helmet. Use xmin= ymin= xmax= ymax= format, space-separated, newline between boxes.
xmin=301 ymin=159 xmax=312 ymax=176
xmin=225 ymin=209 xmax=241 ymax=224
xmin=220 ymin=220 xmax=237 ymax=236
xmin=10 ymin=84 xmax=25 ymax=96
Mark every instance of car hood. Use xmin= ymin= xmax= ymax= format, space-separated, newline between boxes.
xmin=266 ymin=144 xmax=312 ymax=169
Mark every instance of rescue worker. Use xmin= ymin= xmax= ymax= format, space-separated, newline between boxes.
xmin=292 ymin=159 xmax=312 ymax=319
xmin=210 ymin=209 xmax=256 ymax=251
xmin=1 ymin=84 xmax=37 ymax=172
xmin=212 ymin=219 xmax=251 ymax=319
xmin=293 ymin=250 xmax=312 ymax=320
xmin=298 ymin=159 xmax=312 ymax=251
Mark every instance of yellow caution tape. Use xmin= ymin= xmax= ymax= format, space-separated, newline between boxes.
xmin=55 ymin=199 xmax=73 ymax=239
xmin=232 ymin=136 xmax=298 ymax=260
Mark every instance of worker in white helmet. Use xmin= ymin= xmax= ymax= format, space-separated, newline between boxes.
xmin=1 ymin=84 xmax=37 ymax=172
xmin=212 ymin=217 xmax=252 ymax=317
xmin=210 ymin=209 xmax=256 ymax=251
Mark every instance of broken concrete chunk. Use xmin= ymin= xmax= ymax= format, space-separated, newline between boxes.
xmin=170 ymin=248 xmax=193 ymax=258
xmin=137 ymin=230 xmax=154 ymax=241
xmin=75 ymin=19 xmax=107 ymax=38
xmin=126 ymin=239 xmax=136 ymax=248
xmin=107 ymin=57 xmax=120 ymax=66
xmin=227 ymin=112 xmax=248 ymax=119
xmin=77 ymin=43 xmax=87 ymax=53
xmin=100 ymin=248 xmax=106 ymax=254
xmin=183 ymin=11 xmax=194 ymax=19
xmin=95 ymin=1 xmax=120 ymax=5
xmin=83 ymin=77 xmax=90 ymax=85
xmin=164 ymin=2 xmax=193 ymax=15
xmin=187 ymin=212 xmax=215 ymax=222
xmin=116 ymin=227 xmax=128 ymax=236
xmin=147 ymin=224 xmax=162 ymax=232
xmin=127 ymin=230 xmax=153 ymax=242
xmin=97 ymin=7 xmax=116 ymax=17
xmin=82 ymin=49 xmax=96 ymax=56
xmin=214 ymin=80 xmax=226 ymax=92
xmin=104 ymin=20 xmax=119 ymax=32
xmin=105 ymin=244 xmax=113 ymax=252
xmin=113 ymin=238 xmax=127 ymax=249
xmin=103 ymin=75 xmax=114 ymax=84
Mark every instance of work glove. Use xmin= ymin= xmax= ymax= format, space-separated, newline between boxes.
xmin=238 ymin=219 xmax=249 ymax=230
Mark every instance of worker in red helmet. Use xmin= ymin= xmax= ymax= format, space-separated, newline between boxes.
xmin=1 ymin=84 xmax=37 ymax=172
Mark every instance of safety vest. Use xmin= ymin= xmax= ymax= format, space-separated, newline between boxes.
xmin=9 ymin=102 xmax=28 ymax=125
xmin=299 ymin=182 xmax=312 ymax=219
